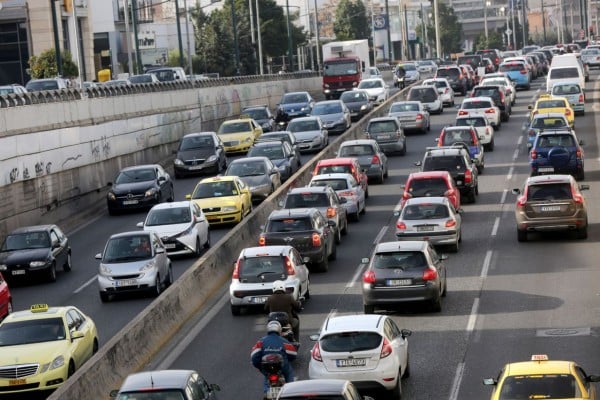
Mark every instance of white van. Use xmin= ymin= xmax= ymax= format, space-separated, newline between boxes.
xmin=548 ymin=54 xmax=586 ymax=88
xmin=547 ymin=66 xmax=585 ymax=92
xmin=145 ymin=67 xmax=187 ymax=82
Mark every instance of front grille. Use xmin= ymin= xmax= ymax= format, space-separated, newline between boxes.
xmin=0 ymin=364 xmax=39 ymax=379
xmin=183 ymin=158 xmax=206 ymax=166
xmin=203 ymin=207 xmax=222 ymax=213
xmin=115 ymin=274 xmax=141 ymax=280
xmin=224 ymin=141 xmax=240 ymax=147
xmin=116 ymin=193 xmax=145 ymax=200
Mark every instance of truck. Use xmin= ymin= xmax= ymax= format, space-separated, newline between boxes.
xmin=322 ymin=39 xmax=370 ymax=99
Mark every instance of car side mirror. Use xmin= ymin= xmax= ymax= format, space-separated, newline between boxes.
xmin=328 ymin=220 xmax=337 ymax=227
xmin=95 ymin=253 xmax=102 ymax=260
xmin=483 ymin=378 xmax=497 ymax=386
xmin=528 ymin=105 xmax=533 ymax=109
xmin=440 ymin=254 xmax=449 ymax=260
xmin=579 ymin=184 xmax=590 ymax=191
xmin=109 ymin=389 xmax=119 ymax=398
xmin=479 ymin=135 xmax=485 ymax=140
xmin=579 ymin=139 xmax=585 ymax=145
xmin=361 ymin=257 xmax=369 ymax=263
xmin=210 ymin=384 xmax=221 ymax=392
xmin=511 ymin=188 xmax=521 ymax=195
xmin=401 ymin=329 xmax=412 ymax=338
xmin=155 ymin=247 xmax=165 ymax=254
xmin=136 ymin=222 xmax=144 ymax=228
xmin=587 ymin=375 xmax=600 ymax=383
xmin=435 ymin=138 xmax=439 ymax=142
xmin=185 ymin=194 xmax=192 ymax=199
xmin=158 ymin=176 xmax=166 ymax=182
xmin=277 ymin=200 xmax=284 ymax=207
xmin=414 ymin=161 xmax=422 ymax=167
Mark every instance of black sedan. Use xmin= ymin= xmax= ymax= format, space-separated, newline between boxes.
xmin=340 ymin=89 xmax=374 ymax=121
xmin=107 ymin=164 xmax=175 ymax=215
xmin=172 ymin=132 xmax=228 ymax=178
xmin=0 ymin=224 xmax=71 ymax=283
xmin=247 ymin=140 xmax=301 ymax=182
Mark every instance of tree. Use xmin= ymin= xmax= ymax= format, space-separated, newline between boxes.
xmin=474 ymin=30 xmax=503 ymax=52
xmin=425 ymin=3 xmax=463 ymax=57
xmin=28 ymin=48 xmax=78 ymax=79
xmin=333 ymin=0 xmax=369 ymax=40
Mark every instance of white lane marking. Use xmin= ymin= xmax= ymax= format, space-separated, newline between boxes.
xmin=157 ymin=295 xmax=229 ymax=369
xmin=374 ymin=225 xmax=388 ymax=245
xmin=449 ymin=362 xmax=466 ymax=400
xmin=74 ymin=275 xmax=98 ymax=294
xmin=500 ymin=188 xmax=508 ymax=204
xmin=326 ymin=308 xmax=338 ymax=321
xmin=480 ymin=250 xmax=492 ymax=279
xmin=512 ymin=148 xmax=519 ymax=160
xmin=506 ymin=166 xmax=514 ymax=180
xmin=517 ymin=135 xmax=523 ymax=145
xmin=347 ymin=263 xmax=367 ymax=288
xmin=466 ymin=298 xmax=480 ymax=333
xmin=491 ymin=217 xmax=500 ymax=236
xmin=393 ymin=200 xmax=403 ymax=213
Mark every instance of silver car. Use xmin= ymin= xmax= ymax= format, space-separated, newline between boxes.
xmin=387 ymin=101 xmax=430 ymax=134
xmin=407 ymin=85 xmax=443 ymax=114
xmin=337 ymin=139 xmax=389 ymax=184
xmin=311 ymin=100 xmax=351 ymax=134
xmin=96 ymin=231 xmax=173 ymax=302
xmin=287 ymin=116 xmax=329 ymax=152
xmin=422 ymin=78 xmax=455 ymax=106
xmin=224 ymin=156 xmax=281 ymax=202
xmin=309 ymin=173 xmax=366 ymax=222
xmin=364 ymin=116 xmax=407 ymax=155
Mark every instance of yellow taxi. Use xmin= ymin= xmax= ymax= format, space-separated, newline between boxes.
xmin=483 ymin=354 xmax=600 ymax=400
xmin=529 ymin=94 xmax=575 ymax=127
xmin=186 ymin=175 xmax=253 ymax=225
xmin=217 ymin=117 xmax=263 ymax=153
xmin=0 ymin=304 xmax=98 ymax=394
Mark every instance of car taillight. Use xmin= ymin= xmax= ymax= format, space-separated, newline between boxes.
xmin=485 ymin=108 xmax=495 ymax=114
xmin=579 ymin=94 xmax=584 ymax=102
xmin=499 ymin=92 xmax=505 ymax=102
xmin=571 ymin=185 xmax=584 ymax=204
xmin=371 ymin=155 xmax=380 ymax=165
xmin=495 ymin=57 xmax=500 ymax=64
xmin=380 ymin=338 xmax=393 ymax=358
xmin=532 ymin=110 xmax=538 ymax=117
xmin=416 ymin=113 xmax=423 ymax=121
xmin=269 ymin=374 xmax=279 ymax=383
xmin=259 ymin=235 xmax=266 ymax=246
xmin=339 ymin=190 xmax=354 ymax=196
xmin=445 ymin=219 xmax=456 ymax=228
xmin=565 ymin=109 xmax=572 ymax=117
xmin=530 ymin=149 xmax=537 ymax=159
xmin=402 ymin=191 xmax=411 ymax=200
xmin=363 ymin=270 xmax=376 ymax=283
xmin=312 ymin=233 xmax=321 ymax=247
xmin=422 ymin=267 xmax=438 ymax=281
xmin=520 ymin=69 xmax=527 ymax=74
xmin=284 ymin=256 xmax=295 ymax=275
xmin=516 ymin=195 xmax=527 ymax=209
xmin=396 ymin=221 xmax=406 ymax=230
xmin=232 ymin=259 xmax=241 ymax=279
xmin=528 ymin=129 xmax=537 ymax=137
xmin=326 ymin=207 xmax=336 ymax=218
xmin=576 ymin=149 xmax=582 ymax=158
xmin=464 ymin=169 xmax=472 ymax=184
xmin=458 ymin=110 xmax=469 ymax=116
xmin=311 ymin=342 xmax=322 ymax=361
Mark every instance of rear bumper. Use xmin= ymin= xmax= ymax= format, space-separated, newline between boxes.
xmin=362 ymin=281 xmax=441 ymax=305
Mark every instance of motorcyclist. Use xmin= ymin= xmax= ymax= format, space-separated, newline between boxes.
xmin=251 ymin=321 xmax=297 ymax=398
xmin=264 ymin=280 xmax=301 ymax=340
xmin=394 ymin=64 xmax=406 ymax=89
xmin=274 ymin=108 xmax=290 ymax=129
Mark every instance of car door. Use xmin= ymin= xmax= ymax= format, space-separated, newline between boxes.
xmin=49 ymin=228 xmax=67 ymax=268
xmin=151 ymin=233 xmax=169 ymax=278
xmin=235 ymin=178 xmax=252 ymax=211
xmin=155 ymin=166 xmax=170 ymax=197
xmin=374 ymin=142 xmax=388 ymax=171
xmin=291 ymin=248 xmax=309 ymax=294
xmin=385 ymin=318 xmax=409 ymax=373
xmin=213 ymin=134 xmax=226 ymax=166
xmin=66 ymin=309 xmax=92 ymax=366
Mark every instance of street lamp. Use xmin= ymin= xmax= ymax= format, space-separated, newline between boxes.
xmin=484 ymin=0 xmax=491 ymax=41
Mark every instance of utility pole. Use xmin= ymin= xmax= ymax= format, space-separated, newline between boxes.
xmin=434 ymin=0 xmax=441 ymax=58
xmin=50 ymin=0 xmax=63 ymax=76
xmin=285 ymin=0 xmax=293 ymax=71
xmin=174 ymin=0 xmax=185 ymax=68
xmin=131 ymin=0 xmax=142 ymax=74
xmin=122 ymin=0 xmax=133 ymax=77
xmin=542 ymin=1 xmax=546 ymax=44
xmin=521 ymin=0 xmax=527 ymax=46
xmin=313 ymin=0 xmax=320 ymax=71
xmin=230 ymin=0 xmax=241 ymax=75
xmin=385 ymin=0 xmax=392 ymax=62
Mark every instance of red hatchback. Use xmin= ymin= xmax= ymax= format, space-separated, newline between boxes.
xmin=401 ymin=171 xmax=461 ymax=211
xmin=313 ymin=157 xmax=369 ymax=198
xmin=0 ymin=272 xmax=12 ymax=320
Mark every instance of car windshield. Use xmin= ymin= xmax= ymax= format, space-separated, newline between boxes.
xmin=456 ymin=117 xmax=486 ymax=127
xmin=372 ymin=251 xmax=427 ymax=269
xmin=312 ymin=103 xmax=342 ymax=115
xmin=219 ymin=121 xmax=251 ymax=134
xmin=535 ymin=134 xmax=575 ymax=147
xmin=339 ymin=145 xmax=374 ymax=157
xmin=149 ymin=69 xmax=176 ymax=81
xmin=243 ymin=108 xmax=269 ymax=120
xmin=552 ymin=84 xmax=581 ymax=95
xmin=288 ymin=120 xmax=320 ymax=132
xmin=390 ymin=103 xmax=419 ymax=112
xmin=191 ymin=181 xmax=238 ymax=199
xmin=180 ymin=136 xmax=214 ymax=150
xmin=1 ymin=232 xmax=50 ymax=251
xmin=238 ymin=256 xmax=286 ymax=279
xmin=399 ymin=64 xmax=416 ymax=71
xmin=285 ymin=193 xmax=330 ymax=208
xmin=498 ymin=374 xmax=579 ymax=400
xmin=310 ymin=179 xmax=349 ymax=191
xmin=0 ymin=318 xmax=66 ymax=346
xmin=129 ymin=75 xmax=154 ymax=83
xmin=368 ymin=121 xmax=397 ymax=133
xmin=320 ymin=331 xmax=382 ymax=352
xmin=145 ymin=207 xmax=191 ymax=226
xmin=402 ymin=203 xmax=449 ymax=220
xmin=437 ymin=69 xmax=459 ymax=78
xmin=423 ymin=156 xmax=466 ymax=172
xmin=341 ymin=91 xmax=367 ymax=102
xmin=408 ymin=178 xmax=449 ymax=196
xmin=26 ymin=80 xmax=59 ymax=91
xmin=323 ymin=62 xmax=358 ymax=76
xmin=262 ymin=133 xmax=292 ymax=145
xmin=103 ymin=235 xmax=153 ymax=262
xmin=408 ymin=88 xmax=437 ymax=102
xmin=424 ymin=80 xmax=447 ymax=89
xmin=0 ymin=87 xmax=15 ymax=95
xmin=358 ymin=80 xmax=383 ymax=89
xmin=527 ymin=183 xmax=572 ymax=201
xmin=248 ymin=145 xmax=285 ymax=159
xmin=443 ymin=129 xmax=474 ymax=144
xmin=499 ymin=63 xmax=525 ymax=72
xmin=227 ymin=161 xmax=267 ymax=177
xmin=473 ymin=88 xmax=499 ymax=98
xmin=267 ymin=218 xmax=312 ymax=232
xmin=115 ymin=168 xmax=156 ymax=184
xmin=282 ymin=93 xmax=309 ymax=104
xmin=115 ymin=390 xmax=186 ymax=400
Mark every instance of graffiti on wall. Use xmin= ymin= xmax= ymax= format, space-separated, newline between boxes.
xmin=91 ymin=135 xmax=111 ymax=160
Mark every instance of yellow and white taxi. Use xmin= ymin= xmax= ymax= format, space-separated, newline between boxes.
xmin=186 ymin=176 xmax=253 ymax=225
xmin=0 ymin=304 xmax=98 ymax=394
xmin=483 ymin=354 xmax=600 ymax=400
xmin=217 ymin=117 xmax=263 ymax=153
xmin=529 ymin=94 xmax=575 ymax=127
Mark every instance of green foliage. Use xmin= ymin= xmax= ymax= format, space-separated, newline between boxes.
xmin=167 ymin=49 xmax=187 ymax=68
xmin=436 ymin=3 xmax=463 ymax=55
xmin=333 ymin=0 xmax=369 ymax=40
xmin=474 ymin=30 xmax=503 ymax=52
xmin=28 ymin=48 xmax=79 ymax=79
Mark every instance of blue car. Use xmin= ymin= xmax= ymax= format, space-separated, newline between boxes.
xmin=523 ymin=113 xmax=570 ymax=150
xmin=499 ymin=61 xmax=531 ymax=90
xmin=529 ymin=130 xmax=585 ymax=180
xmin=277 ymin=91 xmax=315 ymax=119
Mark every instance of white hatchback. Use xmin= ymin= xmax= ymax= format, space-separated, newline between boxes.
xmin=457 ymin=96 xmax=501 ymax=129
xmin=309 ymin=314 xmax=411 ymax=396
xmin=356 ymin=78 xmax=389 ymax=104
xmin=309 ymin=173 xmax=366 ymax=222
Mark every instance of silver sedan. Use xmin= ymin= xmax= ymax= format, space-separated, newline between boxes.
xmin=224 ymin=156 xmax=281 ymax=202
xmin=388 ymin=101 xmax=430 ymax=134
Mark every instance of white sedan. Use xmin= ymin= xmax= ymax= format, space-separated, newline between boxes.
xmin=457 ymin=96 xmax=501 ymax=129
xmin=480 ymin=73 xmax=517 ymax=105
xmin=137 ymin=201 xmax=211 ymax=257
xmin=356 ymin=78 xmax=389 ymax=104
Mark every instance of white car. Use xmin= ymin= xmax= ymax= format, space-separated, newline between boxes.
xmin=455 ymin=115 xmax=495 ymax=151
xmin=356 ymin=78 xmax=389 ymax=104
xmin=422 ymin=78 xmax=455 ymax=106
xmin=363 ymin=66 xmax=382 ymax=79
xmin=480 ymin=73 xmax=516 ymax=106
xmin=457 ymin=96 xmax=501 ymax=129
xmin=308 ymin=314 xmax=412 ymax=396
xmin=309 ymin=173 xmax=366 ymax=222
xmin=136 ymin=201 xmax=211 ymax=257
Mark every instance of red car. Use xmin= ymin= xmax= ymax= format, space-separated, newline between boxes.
xmin=401 ymin=171 xmax=461 ymax=211
xmin=0 ymin=272 xmax=12 ymax=320
xmin=313 ymin=157 xmax=369 ymax=198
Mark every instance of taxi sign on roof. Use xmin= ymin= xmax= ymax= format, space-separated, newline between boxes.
xmin=531 ymin=354 xmax=549 ymax=361
xmin=30 ymin=304 xmax=49 ymax=313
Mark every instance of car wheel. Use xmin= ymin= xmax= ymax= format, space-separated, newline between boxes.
xmin=317 ymin=257 xmax=329 ymax=273
xmin=334 ymin=227 xmax=342 ymax=244
xmin=467 ymin=189 xmax=476 ymax=204
xmin=204 ymin=228 xmax=211 ymax=249
xmin=517 ymin=229 xmax=528 ymax=242
xmin=153 ymin=275 xmax=162 ymax=297
xmin=400 ymin=142 xmax=407 ymax=156
xmin=576 ymin=225 xmax=588 ymax=240
xmin=165 ymin=265 xmax=173 ymax=288
xmin=576 ymin=169 xmax=585 ymax=181
xmin=386 ymin=373 xmax=402 ymax=400
xmin=67 ymin=361 xmax=76 ymax=378
xmin=195 ymin=238 xmax=202 ymax=256
xmin=353 ymin=208 xmax=360 ymax=222
xmin=93 ymin=338 xmax=99 ymax=354
xmin=377 ymin=171 xmax=385 ymax=184
xmin=439 ymin=105 xmax=444 ymax=114
xmin=329 ymin=242 xmax=337 ymax=260
xmin=230 ymin=304 xmax=242 ymax=316
xmin=363 ymin=304 xmax=375 ymax=314
xmin=403 ymin=355 xmax=411 ymax=378
xmin=100 ymin=292 xmax=110 ymax=303
xmin=477 ymin=165 xmax=483 ymax=174
xmin=63 ymin=251 xmax=72 ymax=272
xmin=431 ymin=295 xmax=442 ymax=312
xmin=341 ymin=218 xmax=348 ymax=235
xmin=449 ymin=239 xmax=459 ymax=253
xmin=304 ymin=281 xmax=310 ymax=299
xmin=486 ymin=139 xmax=495 ymax=152
xmin=442 ymin=273 xmax=448 ymax=297
xmin=7 ymin=300 xmax=12 ymax=316
xmin=168 ymin=185 xmax=175 ymax=202
xmin=365 ymin=187 xmax=369 ymax=198
xmin=48 ymin=263 xmax=57 ymax=283
xmin=174 ymin=172 xmax=182 ymax=179
xmin=108 ymin=207 xmax=117 ymax=216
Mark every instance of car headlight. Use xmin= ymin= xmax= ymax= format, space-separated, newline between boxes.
xmin=222 ymin=206 xmax=237 ymax=212
xmin=30 ymin=260 xmax=48 ymax=268
xmin=139 ymin=260 xmax=156 ymax=271
xmin=360 ymin=104 xmax=368 ymax=111
xmin=99 ymin=264 xmax=112 ymax=275
xmin=312 ymin=136 xmax=322 ymax=144
xmin=0 ymin=264 xmax=6 ymax=271
xmin=251 ymin=183 xmax=270 ymax=190
xmin=206 ymin=155 xmax=217 ymax=162
xmin=145 ymin=188 xmax=158 ymax=197
xmin=49 ymin=355 xmax=65 ymax=371
xmin=301 ymin=106 xmax=309 ymax=112
xmin=174 ymin=158 xmax=184 ymax=166
xmin=244 ymin=137 xmax=253 ymax=143
xmin=107 ymin=192 xmax=116 ymax=201
xmin=277 ymin=165 xmax=287 ymax=171
xmin=175 ymin=224 xmax=194 ymax=237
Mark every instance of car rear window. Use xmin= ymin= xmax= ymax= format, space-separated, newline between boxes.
xmin=310 ymin=179 xmax=349 ymax=191
xmin=339 ymin=145 xmax=375 ymax=157
xmin=462 ymin=100 xmax=493 ymax=109
xmin=472 ymin=88 xmax=499 ymax=98
xmin=537 ymin=99 xmax=567 ymax=108
xmin=457 ymin=56 xmax=482 ymax=66
xmin=456 ymin=117 xmax=486 ymax=127
xmin=390 ymin=103 xmax=419 ymax=112
xmin=437 ymin=68 xmax=459 ymax=78
xmin=407 ymin=178 xmax=449 ymax=196
xmin=443 ymin=129 xmax=474 ymax=144
xmin=372 ymin=251 xmax=427 ymax=269
xmin=279 ymin=396 xmax=346 ymax=400
xmin=288 ymin=120 xmax=320 ymax=132
xmin=552 ymin=84 xmax=581 ymax=95
xmin=116 ymin=390 xmax=186 ymax=400
xmin=317 ymin=165 xmax=352 ymax=175
xmin=408 ymin=88 xmax=437 ymax=102
xmin=285 ymin=193 xmax=329 ymax=208
xmin=498 ymin=375 xmax=578 ymax=400
xmin=320 ymin=331 xmax=382 ymax=352
xmin=423 ymin=156 xmax=466 ymax=172
xmin=267 ymin=218 xmax=312 ymax=232
xmin=238 ymin=256 xmax=286 ymax=279
xmin=248 ymin=145 xmax=285 ymax=159
xmin=536 ymin=134 xmax=575 ymax=147
xmin=402 ymin=203 xmax=449 ymax=220
xmin=368 ymin=121 xmax=397 ymax=133
xmin=549 ymin=67 xmax=579 ymax=79
xmin=532 ymin=118 xmax=567 ymax=129
xmin=526 ymin=183 xmax=572 ymax=201
xmin=499 ymin=63 xmax=525 ymax=72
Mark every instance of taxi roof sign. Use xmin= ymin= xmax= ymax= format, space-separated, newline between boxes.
xmin=30 ymin=304 xmax=49 ymax=313
xmin=531 ymin=354 xmax=549 ymax=361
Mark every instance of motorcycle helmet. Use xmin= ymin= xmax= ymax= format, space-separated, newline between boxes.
xmin=267 ymin=320 xmax=282 ymax=334
xmin=272 ymin=280 xmax=286 ymax=293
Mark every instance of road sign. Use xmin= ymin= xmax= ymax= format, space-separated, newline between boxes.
xmin=579 ymin=29 xmax=585 ymax=39
xmin=506 ymin=29 xmax=512 ymax=35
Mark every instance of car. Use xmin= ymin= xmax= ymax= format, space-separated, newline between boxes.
xmin=96 ymin=231 xmax=173 ymax=301
xmin=580 ymin=47 xmax=600 ymax=68
xmin=422 ymin=78 xmax=455 ymax=106
xmin=186 ymin=176 xmax=253 ymax=225
xmin=457 ymin=54 xmax=484 ymax=73
xmin=395 ymin=197 xmax=462 ymax=252
xmin=340 ymin=90 xmax=374 ymax=121
xmin=128 ymin=73 xmax=160 ymax=84
xmin=309 ymin=173 xmax=366 ymax=222
xmin=242 ymin=104 xmax=276 ymax=132
xmin=278 ymin=379 xmax=374 ymax=400
xmin=469 ymin=85 xmax=511 ymax=122
xmin=457 ymin=96 xmax=501 ymax=129
xmin=455 ymin=114 xmax=495 ymax=151
xmin=417 ymin=146 xmax=479 ymax=203
xmin=313 ymin=157 xmax=369 ymax=198
xmin=458 ymin=64 xmax=476 ymax=89
xmin=547 ymin=65 xmax=586 ymax=95
xmin=146 ymin=66 xmax=187 ymax=81
xmin=529 ymin=93 xmax=575 ymax=127
xmin=394 ymin=62 xmax=420 ymax=87
xmin=279 ymin=186 xmax=349 ymax=244
xmin=363 ymin=116 xmax=407 ymax=155
xmin=225 ymin=156 xmax=281 ymax=201
xmin=0 ymin=273 xmax=12 ymax=321
xmin=247 ymin=140 xmax=301 ymax=182
xmin=523 ymin=112 xmax=571 ymax=150
xmin=364 ymin=66 xmax=382 ymax=79
xmin=0 ymin=303 xmax=99 ymax=395
xmin=229 ymin=245 xmax=310 ymax=315
xmin=109 ymin=369 xmax=220 ymax=399
xmin=416 ymin=59 xmax=438 ymax=74
xmin=103 ymin=79 xmax=132 ymax=86
xmin=483 ymin=354 xmax=600 ymax=400
xmin=0 ymin=84 xmax=27 ymax=95
xmin=257 ymin=131 xmax=302 ymax=160
xmin=521 ymin=45 xmax=541 ymax=54
xmin=217 ymin=117 xmax=263 ymax=153
xmin=310 ymin=100 xmax=351 ymax=134
xmin=355 ymin=78 xmax=389 ymax=104
xmin=529 ymin=130 xmax=585 ymax=180
xmin=362 ymin=240 xmax=447 ymax=312
xmin=475 ymin=48 xmax=503 ymax=70
xmin=479 ymin=73 xmax=516 ymax=106
xmin=512 ymin=174 xmax=589 ymax=241
xmin=0 ymin=224 xmax=71 ymax=283
xmin=25 ymin=77 xmax=68 ymax=91
xmin=258 ymin=208 xmax=336 ymax=272
xmin=387 ymin=101 xmax=431 ymax=134
xmin=401 ymin=170 xmax=461 ymax=211
xmin=136 ymin=201 xmax=211 ymax=257
xmin=337 ymin=139 xmax=389 ymax=184
xmin=530 ymin=51 xmax=550 ymax=75
xmin=435 ymin=65 xmax=468 ymax=95
xmin=106 ymin=164 xmax=175 ymax=215
xmin=498 ymin=61 xmax=531 ymax=90
xmin=172 ymin=131 xmax=228 ymax=178
xmin=287 ymin=116 xmax=329 ymax=152
xmin=308 ymin=314 xmax=412 ymax=396
xmin=406 ymin=84 xmax=443 ymax=114
xmin=550 ymin=81 xmax=585 ymax=115
xmin=436 ymin=125 xmax=485 ymax=172
xmin=277 ymin=91 xmax=315 ymax=119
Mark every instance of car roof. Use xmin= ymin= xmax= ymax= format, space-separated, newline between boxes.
xmin=240 ymin=245 xmax=294 ymax=257
xmin=279 ymin=379 xmax=352 ymax=397
xmin=251 ymin=141 xmax=283 ymax=148
xmin=339 ymin=139 xmax=377 ymax=146
xmin=444 ymin=125 xmax=475 ymax=131
xmin=391 ymin=100 xmax=421 ymax=105
xmin=311 ymin=173 xmax=354 ymax=181
xmin=269 ymin=208 xmax=320 ymax=218
xmin=148 ymin=201 xmax=192 ymax=211
xmin=503 ymin=360 xmax=574 ymax=376
xmin=221 ymin=118 xmax=254 ymax=124
xmin=119 ymin=370 xmax=196 ymax=392
xmin=120 ymin=164 xmax=160 ymax=172
xmin=9 ymin=224 xmax=56 ymax=234
xmin=408 ymin=170 xmax=452 ymax=179
xmin=375 ymin=240 xmax=428 ymax=253
xmin=360 ymin=78 xmax=384 ymax=82
xmin=463 ymin=96 xmax=494 ymax=103
xmin=109 ymin=231 xmax=153 ymax=239
xmin=198 ymin=175 xmax=238 ymax=184
xmin=230 ymin=156 xmax=270 ymax=164
xmin=424 ymin=147 xmax=467 ymax=156
xmin=242 ymin=105 xmax=269 ymax=110
xmin=315 ymin=100 xmax=344 ymax=105
xmin=410 ymin=85 xmax=435 ymax=90
xmin=321 ymin=314 xmax=387 ymax=334
xmin=403 ymin=196 xmax=450 ymax=206
xmin=183 ymin=132 xmax=216 ymax=138
xmin=288 ymin=186 xmax=331 ymax=194
xmin=289 ymin=116 xmax=320 ymax=122
xmin=369 ymin=116 xmax=398 ymax=123
xmin=4 ymin=304 xmax=72 ymax=323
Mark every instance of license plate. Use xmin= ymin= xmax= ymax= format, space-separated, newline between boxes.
xmin=456 ymin=180 xmax=463 ymax=185
xmin=377 ymin=134 xmax=391 ymax=139
xmin=12 ymin=270 xmax=25 ymax=275
xmin=387 ymin=279 xmax=411 ymax=286
xmin=164 ymin=243 xmax=176 ymax=249
xmin=250 ymin=296 xmax=268 ymax=304
xmin=9 ymin=378 xmax=26 ymax=386
xmin=538 ymin=167 xmax=554 ymax=172
xmin=541 ymin=206 xmax=561 ymax=212
xmin=336 ymin=358 xmax=367 ymax=367
xmin=189 ymin=165 xmax=204 ymax=170
xmin=123 ymin=200 xmax=139 ymax=205
xmin=267 ymin=387 xmax=281 ymax=399
xmin=417 ymin=226 xmax=435 ymax=232
xmin=116 ymin=279 xmax=138 ymax=287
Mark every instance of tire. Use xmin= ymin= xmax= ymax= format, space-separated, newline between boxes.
xmin=353 ymin=208 xmax=360 ymax=222
xmin=6 ymin=300 xmax=12 ymax=316
xmin=48 ymin=263 xmax=57 ymax=283
xmin=363 ymin=304 xmax=375 ymax=314
xmin=400 ymin=143 xmax=407 ymax=156
xmin=477 ymin=165 xmax=483 ymax=174
xmin=100 ymin=292 xmax=110 ymax=303
xmin=203 ymin=229 xmax=211 ymax=249
xmin=449 ymin=239 xmax=459 ymax=253
xmin=442 ymin=274 xmax=448 ymax=297
xmin=365 ymin=187 xmax=369 ymax=198
xmin=431 ymin=295 xmax=442 ymax=312
xmin=165 ymin=265 xmax=173 ymax=288
xmin=377 ymin=171 xmax=385 ymax=184
xmin=93 ymin=339 xmax=99 ymax=354
xmin=63 ymin=251 xmax=72 ymax=272
xmin=517 ymin=229 xmax=528 ymax=242
xmin=195 ymin=238 xmax=202 ymax=256
xmin=329 ymin=242 xmax=337 ymax=260
xmin=304 ymin=282 xmax=311 ymax=300
xmin=576 ymin=170 xmax=585 ymax=181
xmin=153 ymin=275 xmax=162 ymax=297
xmin=168 ymin=185 xmax=175 ymax=201
xmin=341 ymin=219 xmax=348 ymax=235
xmin=108 ymin=207 xmax=116 ymax=216
xmin=67 ymin=361 xmax=75 ymax=378
xmin=335 ymin=227 xmax=342 ymax=244
xmin=467 ymin=189 xmax=476 ymax=204
xmin=486 ymin=139 xmax=495 ymax=152
xmin=403 ymin=356 xmax=411 ymax=378
xmin=317 ymin=257 xmax=329 ymax=272
xmin=576 ymin=226 xmax=588 ymax=240
xmin=230 ymin=304 xmax=241 ymax=316
xmin=386 ymin=373 xmax=402 ymax=400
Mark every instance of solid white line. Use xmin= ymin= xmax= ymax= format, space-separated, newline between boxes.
xmin=393 ymin=200 xmax=403 ymax=213
xmin=500 ymin=188 xmax=508 ymax=204
xmin=491 ymin=217 xmax=500 ymax=236
xmin=449 ymin=362 xmax=466 ymax=400
xmin=517 ymin=135 xmax=523 ymax=145
xmin=480 ymin=250 xmax=492 ymax=279
xmin=512 ymin=148 xmax=519 ymax=160
xmin=73 ymin=275 xmax=98 ymax=294
xmin=466 ymin=298 xmax=480 ymax=333
xmin=374 ymin=226 xmax=388 ymax=245
xmin=506 ymin=166 xmax=514 ymax=180
xmin=347 ymin=263 xmax=367 ymax=288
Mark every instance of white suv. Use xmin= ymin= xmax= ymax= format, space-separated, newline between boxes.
xmin=457 ymin=96 xmax=501 ymax=129
xmin=308 ymin=314 xmax=411 ymax=397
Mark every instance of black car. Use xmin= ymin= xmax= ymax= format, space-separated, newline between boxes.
xmin=435 ymin=66 xmax=468 ymax=95
xmin=242 ymin=105 xmax=276 ymax=132
xmin=470 ymin=85 xmax=511 ymax=122
xmin=340 ymin=89 xmax=374 ymax=121
xmin=107 ymin=164 xmax=175 ymax=215
xmin=173 ymin=132 xmax=228 ymax=178
xmin=417 ymin=146 xmax=479 ymax=203
xmin=259 ymin=208 xmax=337 ymax=272
xmin=0 ymin=224 xmax=71 ymax=282
xmin=257 ymin=131 xmax=302 ymax=161
xmin=247 ymin=140 xmax=301 ymax=182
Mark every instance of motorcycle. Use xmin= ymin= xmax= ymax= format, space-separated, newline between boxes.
xmin=276 ymin=120 xmax=288 ymax=131
xmin=267 ymin=311 xmax=297 ymax=345
xmin=261 ymin=353 xmax=286 ymax=400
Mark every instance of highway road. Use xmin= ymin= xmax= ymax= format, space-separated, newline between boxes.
xmin=9 ymin=71 xmax=600 ymax=400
